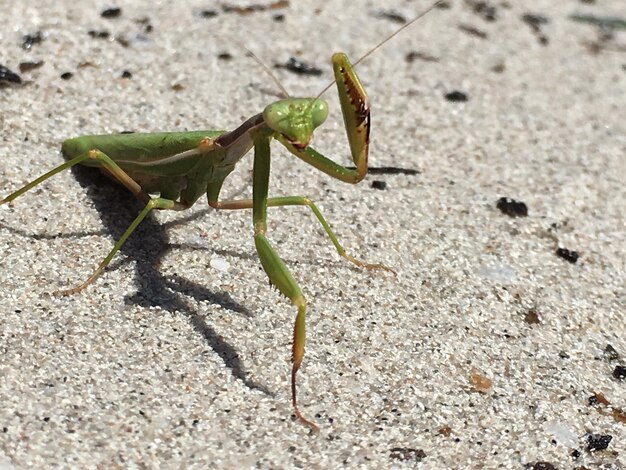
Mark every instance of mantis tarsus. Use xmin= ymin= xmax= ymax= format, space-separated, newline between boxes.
xmin=1 ymin=2 xmax=442 ymax=431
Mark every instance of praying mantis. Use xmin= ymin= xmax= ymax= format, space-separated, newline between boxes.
xmin=1 ymin=2 xmax=442 ymax=431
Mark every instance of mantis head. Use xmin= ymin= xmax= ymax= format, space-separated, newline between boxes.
xmin=263 ymin=98 xmax=329 ymax=150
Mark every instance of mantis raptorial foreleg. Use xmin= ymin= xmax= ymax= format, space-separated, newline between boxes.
xmin=198 ymin=55 xmax=389 ymax=428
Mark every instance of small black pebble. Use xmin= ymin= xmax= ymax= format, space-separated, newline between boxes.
xmin=586 ymin=433 xmax=612 ymax=451
xmin=200 ymin=9 xmax=218 ymax=18
xmin=405 ymin=51 xmax=439 ymax=63
xmin=496 ymin=197 xmax=528 ymax=217
xmin=521 ymin=13 xmax=549 ymax=28
xmin=60 ymin=72 xmax=73 ymax=80
xmin=613 ymin=365 xmax=626 ymax=380
xmin=531 ymin=462 xmax=556 ymax=470
xmin=0 ymin=65 xmax=23 ymax=85
xmin=121 ymin=70 xmax=132 ymax=78
xmin=22 ymin=31 xmax=44 ymax=50
xmin=116 ymin=36 xmax=130 ymax=48
xmin=603 ymin=344 xmax=620 ymax=361
xmin=101 ymin=7 xmax=122 ymax=18
xmin=273 ymin=14 xmax=285 ymax=22
xmin=218 ymin=52 xmax=233 ymax=61
xmin=525 ymin=309 xmax=540 ymax=324
xmin=389 ymin=447 xmax=426 ymax=463
xmin=375 ymin=10 xmax=408 ymax=24
xmin=555 ymin=247 xmax=579 ymax=263
xmin=135 ymin=17 xmax=152 ymax=33
xmin=588 ymin=395 xmax=599 ymax=406
xmin=367 ymin=166 xmax=420 ymax=175
xmin=19 ymin=60 xmax=44 ymax=73
xmin=276 ymin=57 xmax=323 ymax=76
xmin=471 ymin=1 xmax=497 ymax=22
xmin=445 ymin=90 xmax=468 ymax=102
xmin=371 ymin=180 xmax=388 ymax=190
xmin=571 ymin=449 xmax=581 ymax=460
xmin=458 ymin=24 xmax=488 ymax=39
xmin=88 ymin=30 xmax=110 ymax=39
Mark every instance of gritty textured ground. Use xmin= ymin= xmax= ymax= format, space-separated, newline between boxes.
xmin=1 ymin=0 xmax=625 ymax=468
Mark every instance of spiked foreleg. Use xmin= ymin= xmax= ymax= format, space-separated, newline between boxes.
xmin=275 ymin=53 xmax=370 ymax=184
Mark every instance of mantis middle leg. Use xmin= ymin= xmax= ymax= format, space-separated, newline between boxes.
xmin=206 ymin=185 xmax=392 ymax=272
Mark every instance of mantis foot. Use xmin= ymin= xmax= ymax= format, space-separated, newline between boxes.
xmin=341 ymin=252 xmax=396 ymax=275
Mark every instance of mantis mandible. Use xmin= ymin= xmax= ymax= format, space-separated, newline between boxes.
xmin=1 ymin=2 xmax=442 ymax=431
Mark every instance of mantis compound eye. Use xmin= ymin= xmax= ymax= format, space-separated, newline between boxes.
xmin=310 ymin=100 xmax=329 ymax=128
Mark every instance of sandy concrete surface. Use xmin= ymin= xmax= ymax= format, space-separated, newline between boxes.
xmin=1 ymin=0 xmax=624 ymax=468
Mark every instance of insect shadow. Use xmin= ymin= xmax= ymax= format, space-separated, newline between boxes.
xmin=68 ymin=163 xmax=273 ymax=396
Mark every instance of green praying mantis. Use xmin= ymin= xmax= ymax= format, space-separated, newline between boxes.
xmin=1 ymin=2 xmax=442 ymax=431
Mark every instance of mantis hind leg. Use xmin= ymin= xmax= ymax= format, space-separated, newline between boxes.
xmin=55 ymin=196 xmax=181 ymax=296
xmin=1 ymin=148 xmax=188 ymax=295
xmin=51 ymin=150 xmax=191 ymax=295
xmin=1 ymin=149 xmax=154 ymax=206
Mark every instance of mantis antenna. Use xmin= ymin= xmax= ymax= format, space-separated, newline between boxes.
xmin=240 ymin=43 xmax=291 ymax=99
xmin=315 ymin=0 xmax=445 ymax=100
xmin=239 ymin=1 xmax=443 ymax=102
